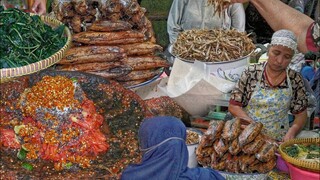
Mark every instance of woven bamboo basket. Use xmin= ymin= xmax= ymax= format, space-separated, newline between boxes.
xmin=279 ymin=138 xmax=320 ymax=172
xmin=0 ymin=14 xmax=72 ymax=80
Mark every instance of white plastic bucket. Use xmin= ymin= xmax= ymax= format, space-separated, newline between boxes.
xmin=168 ymin=44 xmax=251 ymax=83
xmin=186 ymin=128 xmax=203 ymax=168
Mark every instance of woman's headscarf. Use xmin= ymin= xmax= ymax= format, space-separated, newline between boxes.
xmin=121 ymin=116 xmax=224 ymax=180
xmin=270 ymin=29 xmax=298 ymax=53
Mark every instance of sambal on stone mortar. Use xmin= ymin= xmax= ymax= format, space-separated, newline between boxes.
xmin=0 ymin=70 xmax=147 ymax=179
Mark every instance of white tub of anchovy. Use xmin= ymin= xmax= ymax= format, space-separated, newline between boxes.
xmin=186 ymin=128 xmax=203 ymax=168
xmin=169 ymin=29 xmax=255 ymax=83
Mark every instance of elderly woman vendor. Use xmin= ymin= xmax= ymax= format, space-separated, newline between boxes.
xmin=228 ymin=29 xmax=308 ymax=142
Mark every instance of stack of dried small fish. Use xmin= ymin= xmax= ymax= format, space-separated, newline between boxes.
xmin=196 ymin=118 xmax=278 ymax=174
xmin=172 ymin=29 xmax=255 ymax=62
xmin=207 ymin=0 xmax=231 ymax=16
xmin=52 ymin=0 xmax=169 ymax=87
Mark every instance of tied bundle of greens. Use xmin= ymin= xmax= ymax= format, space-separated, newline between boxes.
xmin=0 ymin=6 xmax=67 ymax=68
xmin=284 ymin=143 xmax=320 ymax=162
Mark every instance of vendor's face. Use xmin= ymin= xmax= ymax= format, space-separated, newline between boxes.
xmin=267 ymin=45 xmax=294 ymax=72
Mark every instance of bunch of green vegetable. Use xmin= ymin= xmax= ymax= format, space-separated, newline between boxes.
xmin=284 ymin=143 xmax=320 ymax=161
xmin=0 ymin=6 xmax=67 ymax=68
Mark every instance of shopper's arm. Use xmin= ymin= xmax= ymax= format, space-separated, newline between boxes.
xmin=230 ymin=0 xmax=314 ymax=53
xmin=32 ymin=0 xmax=47 ymax=15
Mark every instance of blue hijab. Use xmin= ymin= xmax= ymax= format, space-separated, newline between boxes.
xmin=121 ymin=116 xmax=224 ymax=180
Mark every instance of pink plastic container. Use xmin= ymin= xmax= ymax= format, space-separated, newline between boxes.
xmin=276 ymin=153 xmax=289 ymax=173
xmin=286 ymin=162 xmax=320 ymax=180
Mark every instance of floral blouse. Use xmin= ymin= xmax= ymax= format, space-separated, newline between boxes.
xmin=229 ymin=62 xmax=308 ymax=114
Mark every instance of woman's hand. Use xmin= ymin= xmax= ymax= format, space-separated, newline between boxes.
xmin=32 ymin=0 xmax=46 ymax=15
xmin=283 ymin=110 xmax=307 ymax=142
xmin=283 ymin=130 xmax=296 ymax=141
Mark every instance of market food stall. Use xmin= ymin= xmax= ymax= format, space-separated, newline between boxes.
xmin=0 ymin=0 xmax=319 ymax=179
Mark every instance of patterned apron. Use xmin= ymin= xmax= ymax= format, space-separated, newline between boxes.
xmin=244 ymin=67 xmax=292 ymax=141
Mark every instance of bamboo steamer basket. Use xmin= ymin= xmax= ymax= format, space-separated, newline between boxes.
xmin=0 ymin=13 xmax=72 ymax=80
xmin=279 ymin=138 xmax=320 ymax=172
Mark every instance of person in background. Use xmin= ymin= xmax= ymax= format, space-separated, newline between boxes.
xmin=228 ymin=30 xmax=308 ymax=142
xmin=167 ymin=0 xmax=245 ymax=44
xmin=121 ymin=116 xmax=225 ymax=180
xmin=229 ymin=0 xmax=319 ymax=54
xmin=31 ymin=0 xmax=46 ymax=15
xmin=310 ymin=61 xmax=320 ymax=118
xmin=301 ymin=60 xmax=316 ymax=81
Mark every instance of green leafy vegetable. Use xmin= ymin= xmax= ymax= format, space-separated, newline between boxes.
xmin=284 ymin=144 xmax=308 ymax=158
xmin=0 ymin=7 xmax=67 ymax=68
xmin=17 ymin=148 xmax=28 ymax=160
xmin=71 ymin=77 xmax=78 ymax=83
xmin=63 ymin=162 xmax=73 ymax=169
xmin=284 ymin=143 xmax=320 ymax=160
xmin=22 ymin=162 xmax=33 ymax=171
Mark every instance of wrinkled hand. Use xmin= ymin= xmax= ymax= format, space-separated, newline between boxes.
xmin=32 ymin=0 xmax=46 ymax=15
